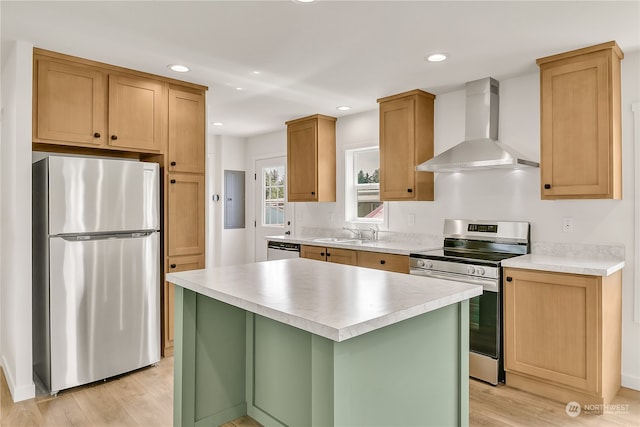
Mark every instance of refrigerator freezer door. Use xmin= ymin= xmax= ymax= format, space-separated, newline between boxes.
xmin=47 ymin=156 xmax=159 ymax=235
xmin=48 ymin=232 xmax=160 ymax=392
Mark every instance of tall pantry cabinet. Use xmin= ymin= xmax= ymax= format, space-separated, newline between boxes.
xmin=32 ymin=48 xmax=207 ymax=357
xmin=164 ymin=87 xmax=206 ymax=355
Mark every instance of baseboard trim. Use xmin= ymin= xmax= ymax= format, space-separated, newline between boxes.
xmin=1 ymin=355 xmax=36 ymax=402
xmin=621 ymin=373 xmax=640 ymax=391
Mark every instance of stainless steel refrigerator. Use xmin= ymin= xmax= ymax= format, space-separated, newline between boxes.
xmin=32 ymin=156 xmax=160 ymax=393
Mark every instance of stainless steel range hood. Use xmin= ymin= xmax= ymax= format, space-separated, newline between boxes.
xmin=416 ymin=77 xmax=539 ymax=172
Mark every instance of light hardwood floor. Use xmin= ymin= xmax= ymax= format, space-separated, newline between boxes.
xmin=1 ymin=357 xmax=638 ymax=426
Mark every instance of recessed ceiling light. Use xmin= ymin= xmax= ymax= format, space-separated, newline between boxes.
xmin=294 ymin=0 xmax=316 ymax=3
xmin=426 ymin=53 xmax=448 ymax=63
xmin=212 ymin=122 xmax=224 ymax=126
xmin=167 ymin=64 xmax=190 ymax=72
xmin=336 ymin=106 xmax=351 ymax=111
xmin=251 ymin=71 xmax=261 ymax=75
xmin=236 ymin=87 xmax=244 ymax=91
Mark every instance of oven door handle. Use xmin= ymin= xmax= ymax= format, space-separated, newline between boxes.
xmin=409 ymin=268 xmax=499 ymax=292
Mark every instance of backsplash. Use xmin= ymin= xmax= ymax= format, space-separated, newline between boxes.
xmin=532 ymin=242 xmax=625 ymax=260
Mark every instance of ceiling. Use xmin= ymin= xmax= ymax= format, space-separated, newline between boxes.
xmin=2 ymin=1 xmax=639 ymax=138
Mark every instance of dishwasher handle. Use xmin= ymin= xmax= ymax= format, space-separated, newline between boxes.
xmin=267 ymin=241 xmax=300 ymax=252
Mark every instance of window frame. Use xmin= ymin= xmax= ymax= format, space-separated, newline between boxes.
xmin=344 ymin=145 xmax=388 ymax=228
xmin=261 ymin=165 xmax=286 ymax=228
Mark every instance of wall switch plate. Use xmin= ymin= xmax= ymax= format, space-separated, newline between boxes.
xmin=408 ymin=214 xmax=416 ymax=226
xmin=562 ymin=217 xmax=574 ymax=233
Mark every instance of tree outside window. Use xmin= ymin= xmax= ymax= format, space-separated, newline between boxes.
xmin=263 ymin=166 xmax=285 ymax=226
xmin=354 ymin=149 xmax=383 ymax=220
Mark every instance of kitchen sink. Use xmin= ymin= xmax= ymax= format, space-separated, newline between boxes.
xmin=312 ymin=237 xmax=362 ymax=244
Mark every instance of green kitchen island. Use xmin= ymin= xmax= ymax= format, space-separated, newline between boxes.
xmin=166 ymin=258 xmax=482 ymax=427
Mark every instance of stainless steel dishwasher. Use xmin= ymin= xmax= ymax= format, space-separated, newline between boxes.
xmin=267 ymin=241 xmax=300 ymax=260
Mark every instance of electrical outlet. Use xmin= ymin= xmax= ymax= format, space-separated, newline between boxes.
xmin=408 ymin=214 xmax=416 ymax=226
xmin=562 ymin=217 xmax=574 ymax=233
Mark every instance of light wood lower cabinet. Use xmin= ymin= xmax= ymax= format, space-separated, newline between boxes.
xmin=301 ymin=245 xmax=357 ymax=265
xmin=357 ymin=251 xmax=409 ymax=274
xmin=164 ymin=254 xmax=205 ymax=355
xmin=503 ymin=268 xmax=622 ymax=407
xmin=301 ymin=245 xmax=409 ymax=273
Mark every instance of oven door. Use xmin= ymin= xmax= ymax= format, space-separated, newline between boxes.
xmin=469 ymin=289 xmax=499 ymax=358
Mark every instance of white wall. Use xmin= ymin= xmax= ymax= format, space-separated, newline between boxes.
xmin=209 ymin=135 xmax=249 ymax=267
xmin=246 ymin=52 xmax=640 ymax=389
xmin=0 ymin=40 xmax=35 ymax=401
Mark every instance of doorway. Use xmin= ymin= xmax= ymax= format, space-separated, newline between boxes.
xmin=254 ymin=156 xmax=294 ymax=261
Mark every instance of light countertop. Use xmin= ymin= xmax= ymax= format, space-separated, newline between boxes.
xmin=265 ymin=235 xmax=440 ymax=255
xmin=502 ymin=254 xmax=625 ymax=277
xmin=166 ymin=258 xmax=482 ymax=342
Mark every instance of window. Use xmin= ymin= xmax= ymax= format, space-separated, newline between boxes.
xmin=262 ymin=166 xmax=285 ymax=226
xmin=345 ymin=147 xmax=385 ymax=224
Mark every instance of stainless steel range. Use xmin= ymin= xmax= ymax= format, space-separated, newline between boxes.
xmin=409 ymin=219 xmax=530 ymax=385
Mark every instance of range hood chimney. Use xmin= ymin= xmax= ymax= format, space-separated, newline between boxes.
xmin=416 ymin=77 xmax=539 ymax=172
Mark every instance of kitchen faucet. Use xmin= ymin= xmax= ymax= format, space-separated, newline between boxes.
xmin=343 ymin=227 xmax=362 ymax=239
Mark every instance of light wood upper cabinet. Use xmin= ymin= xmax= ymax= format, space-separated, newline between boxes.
xmin=167 ymin=173 xmax=205 ymax=257
xmin=35 ymin=56 xmax=165 ymax=153
xmin=503 ymin=268 xmax=622 ymax=406
xmin=107 ymin=74 xmax=165 ymax=152
xmin=378 ymin=89 xmax=435 ymax=201
xmin=35 ymin=59 xmax=107 ymax=146
xmin=537 ymin=41 xmax=623 ymax=199
xmin=168 ymin=88 xmax=205 ymax=174
xmin=286 ymin=114 xmax=336 ymax=202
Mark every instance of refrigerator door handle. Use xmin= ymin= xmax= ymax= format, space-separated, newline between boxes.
xmin=58 ymin=231 xmax=156 ymax=241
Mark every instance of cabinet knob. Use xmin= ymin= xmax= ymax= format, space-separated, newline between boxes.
xmin=506 ymin=276 xmax=513 ymax=282
xmin=320 ymin=252 xmax=325 ymax=257
xmin=407 ymin=188 xmax=413 ymax=193
xmin=380 ymin=260 xmax=386 ymax=265
xmin=311 ymin=191 xmax=316 ymax=196
xmin=170 ymin=179 xmax=176 ymax=184
xmin=170 ymin=161 xmax=177 ymax=166
xmin=93 ymin=132 xmax=101 ymax=138
xmin=111 ymin=135 xmax=118 ymax=140
xmin=544 ymin=184 xmax=551 ymax=189
xmin=170 ymin=264 xmax=177 ymax=269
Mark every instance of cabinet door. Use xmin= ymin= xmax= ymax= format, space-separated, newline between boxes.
xmin=326 ymin=248 xmax=357 ymax=266
xmin=357 ymin=251 xmax=409 ymax=273
xmin=287 ymin=120 xmax=318 ymax=201
xmin=379 ymin=97 xmax=416 ymax=200
xmin=167 ymin=173 xmax=205 ymax=256
xmin=35 ymin=59 xmax=107 ymax=146
xmin=300 ymin=245 xmax=327 ymax=261
xmin=540 ymin=51 xmax=615 ymax=199
xmin=503 ymin=269 xmax=598 ymax=393
xmin=108 ymin=74 xmax=165 ymax=152
xmin=164 ymin=254 xmax=205 ymax=353
xmin=168 ymin=89 xmax=205 ymax=173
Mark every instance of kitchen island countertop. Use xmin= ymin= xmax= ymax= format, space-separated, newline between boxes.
xmin=167 ymin=257 xmax=482 ymax=342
